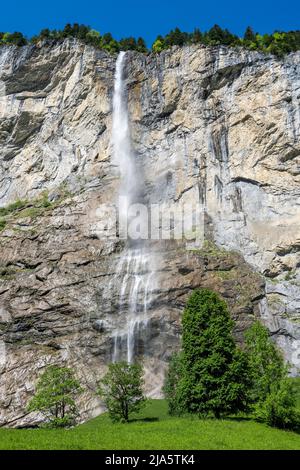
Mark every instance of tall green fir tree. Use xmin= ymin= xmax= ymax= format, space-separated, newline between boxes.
xmin=165 ymin=289 xmax=251 ymax=418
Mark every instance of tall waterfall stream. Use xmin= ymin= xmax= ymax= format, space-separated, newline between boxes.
xmin=111 ymin=52 xmax=157 ymax=364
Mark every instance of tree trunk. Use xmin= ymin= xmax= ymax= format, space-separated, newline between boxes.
xmin=124 ymin=402 xmax=129 ymax=422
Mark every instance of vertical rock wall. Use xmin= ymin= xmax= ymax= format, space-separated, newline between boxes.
xmin=0 ymin=40 xmax=299 ymax=426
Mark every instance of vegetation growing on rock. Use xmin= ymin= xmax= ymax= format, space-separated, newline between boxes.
xmin=1 ymin=23 xmax=300 ymax=56
xmin=0 ymin=190 xmax=72 ymax=235
xmin=152 ymin=25 xmax=300 ymax=57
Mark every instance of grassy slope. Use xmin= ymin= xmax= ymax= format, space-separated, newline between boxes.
xmin=0 ymin=400 xmax=299 ymax=450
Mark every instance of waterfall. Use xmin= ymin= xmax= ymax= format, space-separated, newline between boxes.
xmin=112 ymin=51 xmax=140 ymax=222
xmin=111 ymin=52 xmax=156 ymax=364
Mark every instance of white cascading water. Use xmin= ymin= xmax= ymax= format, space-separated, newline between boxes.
xmin=112 ymin=51 xmax=139 ymax=221
xmin=111 ymin=52 xmax=156 ymax=364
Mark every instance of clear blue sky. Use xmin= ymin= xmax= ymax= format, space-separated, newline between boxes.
xmin=1 ymin=0 xmax=299 ymax=45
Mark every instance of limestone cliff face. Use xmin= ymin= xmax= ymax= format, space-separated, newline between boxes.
xmin=0 ymin=39 xmax=299 ymax=426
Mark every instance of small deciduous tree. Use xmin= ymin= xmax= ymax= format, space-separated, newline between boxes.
xmin=98 ymin=362 xmax=146 ymax=423
xmin=152 ymin=36 xmax=165 ymax=53
xmin=86 ymin=29 xmax=101 ymax=47
xmin=27 ymin=365 xmax=83 ymax=428
xmin=2 ymin=31 xmax=27 ymax=46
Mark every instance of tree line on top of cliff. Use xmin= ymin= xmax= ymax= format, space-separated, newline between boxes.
xmin=0 ymin=23 xmax=300 ymax=57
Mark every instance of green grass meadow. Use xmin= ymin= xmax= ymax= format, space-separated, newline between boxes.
xmin=0 ymin=399 xmax=300 ymax=450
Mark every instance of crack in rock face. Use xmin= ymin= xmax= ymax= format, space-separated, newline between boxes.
xmin=0 ymin=40 xmax=299 ymax=426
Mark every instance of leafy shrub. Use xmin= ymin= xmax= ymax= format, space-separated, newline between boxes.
xmin=254 ymin=379 xmax=300 ymax=430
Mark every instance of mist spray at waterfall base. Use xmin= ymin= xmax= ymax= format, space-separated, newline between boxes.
xmin=111 ymin=52 xmax=157 ymax=364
